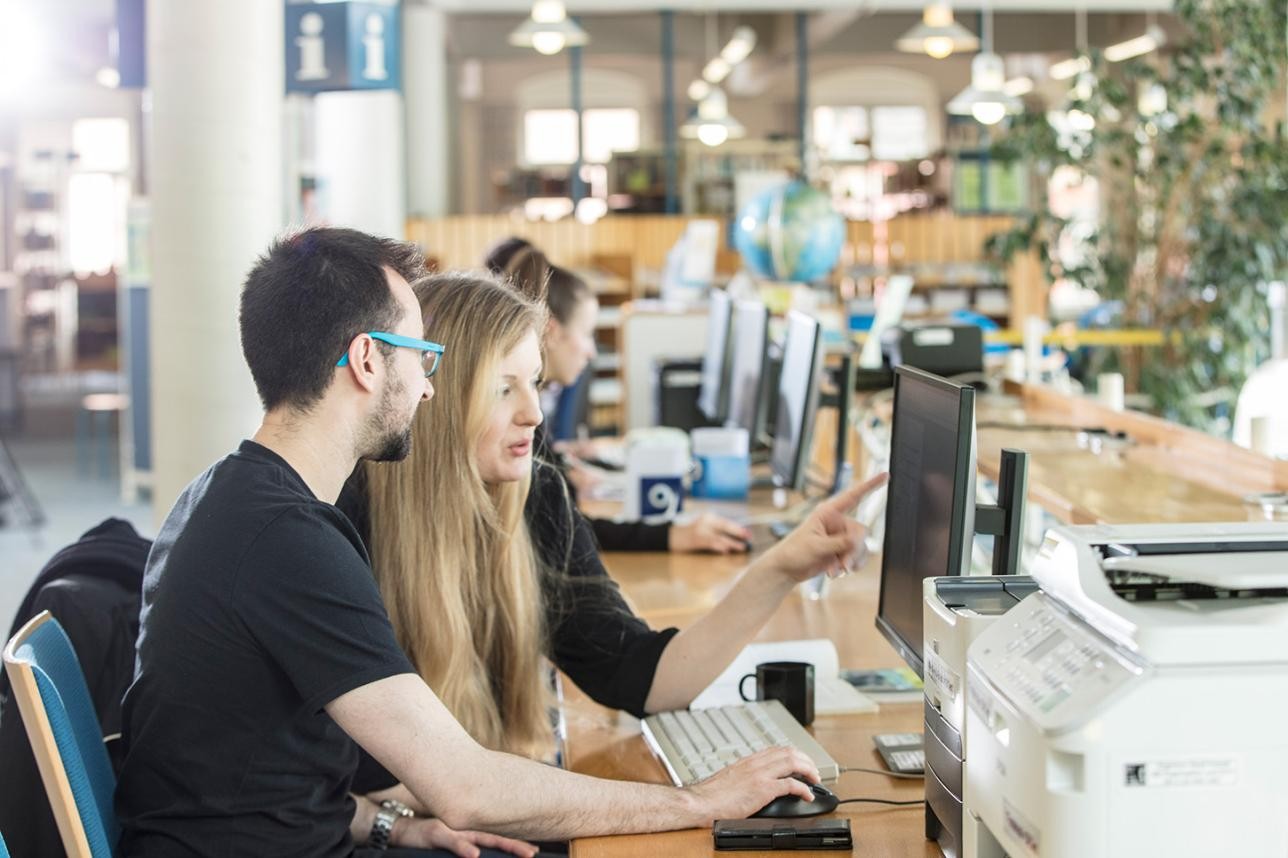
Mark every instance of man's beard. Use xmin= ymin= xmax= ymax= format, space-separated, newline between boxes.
xmin=363 ymin=372 xmax=416 ymax=463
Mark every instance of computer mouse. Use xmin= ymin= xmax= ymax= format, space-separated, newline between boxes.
xmin=752 ymin=778 xmax=839 ymax=819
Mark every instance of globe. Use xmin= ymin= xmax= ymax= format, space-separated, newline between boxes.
xmin=733 ymin=180 xmax=845 ymax=283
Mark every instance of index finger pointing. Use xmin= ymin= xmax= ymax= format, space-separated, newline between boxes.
xmin=823 ymin=472 xmax=889 ymax=513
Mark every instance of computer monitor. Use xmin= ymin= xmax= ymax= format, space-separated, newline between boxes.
xmin=875 ymin=366 xmax=1029 ymax=677
xmin=725 ymin=300 xmax=770 ymax=441
xmin=697 ymin=289 xmax=734 ymax=422
xmin=770 ymin=311 xmax=824 ymax=492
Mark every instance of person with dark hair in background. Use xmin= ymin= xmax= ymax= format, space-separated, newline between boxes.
xmin=115 ymin=226 xmax=824 ymax=858
xmin=484 ymin=237 xmax=752 ymax=556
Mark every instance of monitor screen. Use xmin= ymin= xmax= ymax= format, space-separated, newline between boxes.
xmin=770 ymin=312 xmax=823 ymax=491
xmin=697 ymin=290 xmax=733 ymax=421
xmin=875 ymin=366 xmax=976 ymax=677
xmin=726 ymin=301 xmax=769 ymax=437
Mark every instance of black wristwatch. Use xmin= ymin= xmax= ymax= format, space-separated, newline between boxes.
xmin=368 ymin=799 xmax=414 ymax=850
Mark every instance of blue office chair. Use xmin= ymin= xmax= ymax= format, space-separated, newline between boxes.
xmin=0 ymin=830 xmax=10 ymax=857
xmin=2 ymin=611 xmax=119 ymax=858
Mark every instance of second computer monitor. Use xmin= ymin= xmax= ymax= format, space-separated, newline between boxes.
xmin=770 ymin=311 xmax=824 ymax=492
xmin=725 ymin=300 xmax=770 ymax=440
xmin=875 ymin=366 xmax=977 ymax=678
xmin=697 ymin=289 xmax=734 ymax=423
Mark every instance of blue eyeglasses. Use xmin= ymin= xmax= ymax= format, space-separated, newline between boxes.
xmin=337 ymin=331 xmax=445 ymax=378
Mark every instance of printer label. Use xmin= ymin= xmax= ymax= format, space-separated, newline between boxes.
xmin=1123 ymin=757 xmax=1241 ymax=789
xmin=925 ymin=651 xmax=960 ymax=702
xmin=1002 ymin=798 xmax=1040 ymax=856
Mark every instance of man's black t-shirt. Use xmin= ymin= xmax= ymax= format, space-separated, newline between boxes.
xmin=116 ymin=441 xmax=416 ymax=858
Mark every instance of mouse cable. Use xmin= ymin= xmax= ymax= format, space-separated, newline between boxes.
xmin=839 ymin=765 xmax=924 ymax=780
xmin=835 ymin=797 xmax=924 ymax=807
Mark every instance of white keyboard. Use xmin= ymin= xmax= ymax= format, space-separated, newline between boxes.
xmin=641 ymin=699 xmax=841 ymax=786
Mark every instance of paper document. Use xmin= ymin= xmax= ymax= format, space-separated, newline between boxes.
xmin=691 ymin=639 xmax=879 ymax=715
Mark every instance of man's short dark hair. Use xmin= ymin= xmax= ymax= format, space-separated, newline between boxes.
xmin=240 ymin=227 xmax=426 ymax=412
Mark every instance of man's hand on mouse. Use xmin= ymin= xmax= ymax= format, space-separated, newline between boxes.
xmin=760 ymin=473 xmax=889 ymax=584
xmin=683 ymin=747 xmax=820 ymax=823
xmin=669 ymin=512 xmax=752 ymax=554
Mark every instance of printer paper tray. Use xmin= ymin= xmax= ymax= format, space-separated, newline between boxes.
xmin=1102 ymin=553 xmax=1288 ymax=590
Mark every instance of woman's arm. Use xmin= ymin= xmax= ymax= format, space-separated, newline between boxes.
xmin=645 ymin=474 xmax=887 ymax=712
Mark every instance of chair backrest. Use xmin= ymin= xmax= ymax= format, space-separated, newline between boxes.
xmin=0 ymin=830 xmax=10 ymax=857
xmin=3 ymin=611 xmax=119 ymax=858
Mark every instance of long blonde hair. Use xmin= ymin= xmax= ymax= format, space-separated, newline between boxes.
xmin=364 ymin=272 xmax=553 ymax=757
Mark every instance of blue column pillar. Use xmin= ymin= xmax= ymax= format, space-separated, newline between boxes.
xmin=570 ymin=25 xmax=585 ymax=206
xmin=661 ymin=10 xmax=679 ymax=214
xmin=796 ymin=12 xmax=809 ymax=177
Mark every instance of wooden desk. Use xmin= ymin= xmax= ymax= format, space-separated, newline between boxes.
xmin=972 ymin=383 xmax=1286 ymax=524
xmin=564 ymin=544 xmax=936 ymax=858
xmin=566 ymin=382 xmax=1282 ymax=855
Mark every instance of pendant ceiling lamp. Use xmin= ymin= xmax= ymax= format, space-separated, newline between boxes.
xmin=896 ymin=2 xmax=979 ymax=60
xmin=681 ymin=13 xmax=745 ymax=147
xmin=946 ymin=5 xmax=1017 ymax=125
xmin=508 ymin=1 xmax=588 ymax=56
xmin=680 ymin=87 xmax=745 ymax=147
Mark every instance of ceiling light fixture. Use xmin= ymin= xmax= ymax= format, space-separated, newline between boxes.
xmin=1105 ymin=14 xmax=1165 ymax=62
xmin=719 ymin=26 xmax=757 ymax=66
xmin=687 ymin=79 xmax=712 ymax=102
xmin=896 ymin=2 xmax=979 ymax=60
xmin=1049 ymin=56 xmax=1091 ymax=81
xmin=1003 ymin=76 xmax=1034 ymax=97
xmin=1049 ymin=7 xmax=1092 ymax=82
xmin=687 ymin=21 xmax=757 ymax=98
xmin=508 ymin=1 xmax=588 ymax=56
xmin=680 ymin=87 xmax=745 ymax=147
xmin=946 ymin=4 xmax=1017 ymax=125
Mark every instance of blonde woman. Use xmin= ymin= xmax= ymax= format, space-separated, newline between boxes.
xmin=342 ymin=272 xmax=884 ymax=791
xmin=485 ymin=237 xmax=753 ymax=555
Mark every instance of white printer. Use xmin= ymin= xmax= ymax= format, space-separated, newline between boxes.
xmin=963 ymin=522 xmax=1288 ymax=858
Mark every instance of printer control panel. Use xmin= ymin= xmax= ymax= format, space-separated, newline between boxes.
xmin=971 ymin=594 xmax=1143 ymax=731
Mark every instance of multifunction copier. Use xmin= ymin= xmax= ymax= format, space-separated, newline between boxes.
xmin=959 ymin=522 xmax=1288 ymax=857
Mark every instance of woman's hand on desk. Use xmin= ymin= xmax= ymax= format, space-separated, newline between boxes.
xmin=669 ymin=512 xmax=752 ymax=554
xmin=761 ymin=473 xmax=889 ymax=583
xmin=394 ymin=816 xmax=539 ymax=857
xmin=685 ymin=747 xmax=820 ymax=823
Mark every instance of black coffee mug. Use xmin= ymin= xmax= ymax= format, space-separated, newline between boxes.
xmin=738 ymin=661 xmax=815 ymax=726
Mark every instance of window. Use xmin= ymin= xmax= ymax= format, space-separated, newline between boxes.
xmin=812 ymin=105 xmax=930 ymax=163
xmin=68 ymin=118 xmax=130 ymax=275
xmin=813 ymin=106 xmax=869 ymax=161
xmin=523 ymin=108 xmax=640 ymax=166
xmin=871 ymin=107 xmax=929 ymax=161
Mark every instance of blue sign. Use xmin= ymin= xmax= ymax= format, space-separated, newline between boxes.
xmin=284 ymin=2 xmax=400 ymax=93
xmin=116 ymin=0 xmax=147 ymax=88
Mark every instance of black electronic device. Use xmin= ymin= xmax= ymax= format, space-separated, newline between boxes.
xmin=698 ymin=289 xmax=734 ymax=422
xmin=769 ymin=312 xmax=824 ymax=492
xmin=875 ymin=366 xmax=1029 ymax=678
xmin=752 ymin=779 xmax=839 ymax=819
xmin=713 ymin=816 xmax=852 ymax=851
xmin=889 ymin=324 xmax=984 ymax=379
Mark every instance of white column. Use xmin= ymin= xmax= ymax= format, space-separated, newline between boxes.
xmin=147 ymin=0 xmax=282 ymax=524
xmin=403 ymin=0 xmax=451 ymax=218
xmin=314 ymin=89 xmax=406 ymax=238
